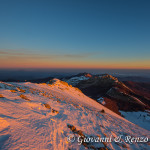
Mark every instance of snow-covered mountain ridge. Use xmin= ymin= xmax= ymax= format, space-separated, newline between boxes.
xmin=0 ymin=80 xmax=150 ymax=150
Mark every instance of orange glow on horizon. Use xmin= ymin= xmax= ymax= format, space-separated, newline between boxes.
xmin=0 ymin=61 xmax=150 ymax=69
xmin=0 ymin=53 xmax=150 ymax=69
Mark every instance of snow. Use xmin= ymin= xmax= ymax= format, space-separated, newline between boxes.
xmin=0 ymin=81 xmax=150 ymax=150
xmin=64 ymin=76 xmax=89 ymax=86
xmin=97 ymin=97 xmax=106 ymax=105
xmin=120 ymin=111 xmax=150 ymax=131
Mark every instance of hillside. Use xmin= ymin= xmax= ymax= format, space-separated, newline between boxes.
xmin=64 ymin=74 xmax=149 ymax=109
xmin=0 ymin=80 xmax=150 ymax=150
xmin=63 ymin=73 xmax=150 ymax=130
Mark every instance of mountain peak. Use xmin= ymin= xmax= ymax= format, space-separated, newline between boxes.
xmin=101 ymin=74 xmax=118 ymax=82
xmin=74 ymin=72 xmax=92 ymax=78
xmin=47 ymin=78 xmax=70 ymax=87
xmin=48 ymin=78 xmax=61 ymax=84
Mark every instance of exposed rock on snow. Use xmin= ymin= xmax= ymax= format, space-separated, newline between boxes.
xmin=97 ymin=97 xmax=106 ymax=105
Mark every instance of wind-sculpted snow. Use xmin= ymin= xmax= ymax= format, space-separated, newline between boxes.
xmin=0 ymin=80 xmax=150 ymax=150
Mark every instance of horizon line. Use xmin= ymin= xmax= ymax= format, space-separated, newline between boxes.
xmin=0 ymin=67 xmax=150 ymax=70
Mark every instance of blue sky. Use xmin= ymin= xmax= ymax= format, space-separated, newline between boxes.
xmin=0 ymin=0 xmax=150 ymax=68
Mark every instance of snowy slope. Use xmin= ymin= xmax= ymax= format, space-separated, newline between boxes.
xmin=120 ymin=111 xmax=150 ymax=131
xmin=0 ymin=80 xmax=150 ymax=150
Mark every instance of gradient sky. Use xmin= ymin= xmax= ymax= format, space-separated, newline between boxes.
xmin=0 ymin=0 xmax=150 ymax=69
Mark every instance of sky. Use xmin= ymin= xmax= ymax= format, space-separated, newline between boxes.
xmin=0 ymin=0 xmax=150 ymax=69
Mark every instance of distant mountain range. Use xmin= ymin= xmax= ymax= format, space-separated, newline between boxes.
xmin=1 ymin=71 xmax=150 ymax=82
xmin=62 ymin=73 xmax=150 ymax=112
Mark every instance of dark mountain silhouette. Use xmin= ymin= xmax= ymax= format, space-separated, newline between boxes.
xmin=63 ymin=73 xmax=150 ymax=114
